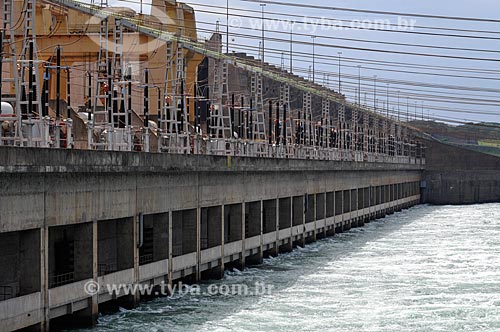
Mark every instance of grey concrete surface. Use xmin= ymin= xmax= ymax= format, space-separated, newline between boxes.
xmin=0 ymin=146 xmax=423 ymax=331
xmin=422 ymin=139 xmax=500 ymax=204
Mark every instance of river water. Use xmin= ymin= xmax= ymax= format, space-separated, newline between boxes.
xmin=78 ymin=204 xmax=500 ymax=332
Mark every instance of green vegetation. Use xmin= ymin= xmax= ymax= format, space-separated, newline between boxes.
xmin=478 ymin=140 xmax=500 ymax=148
xmin=461 ymin=145 xmax=500 ymax=157
xmin=412 ymin=121 xmax=500 ymax=157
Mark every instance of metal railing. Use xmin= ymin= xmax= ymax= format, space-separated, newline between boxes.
xmin=50 ymin=272 xmax=75 ymax=288
xmin=195 ymin=137 xmax=425 ymax=165
xmin=0 ymin=285 xmax=14 ymax=301
xmin=98 ymin=262 xmax=118 ymax=276
xmin=0 ymin=104 xmax=426 ymax=166
xmin=139 ymin=254 xmax=154 ymax=265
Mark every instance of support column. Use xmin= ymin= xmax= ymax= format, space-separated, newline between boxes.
xmin=287 ymin=197 xmax=293 ymax=251
xmin=377 ymin=186 xmax=382 ymax=217
xmin=348 ymin=189 xmax=352 ymax=229
xmin=390 ymin=184 xmax=395 ymax=214
xmin=41 ymin=226 xmax=49 ymax=332
xmin=358 ymin=189 xmax=365 ymax=226
xmin=90 ymin=221 xmax=98 ymax=324
xmin=274 ymin=199 xmax=281 ymax=255
xmin=240 ymin=202 xmax=246 ymax=270
xmin=312 ymin=195 xmax=318 ymax=242
xmin=130 ymin=215 xmax=140 ymax=307
xmin=329 ymin=191 xmax=336 ymax=236
xmin=259 ymin=200 xmax=266 ymax=259
xmin=300 ymin=195 xmax=306 ymax=247
xmin=168 ymin=212 xmax=173 ymax=289
xmin=353 ymin=188 xmax=359 ymax=227
xmin=195 ymin=208 xmax=201 ymax=281
xmin=323 ymin=191 xmax=327 ymax=238
xmin=382 ymin=186 xmax=387 ymax=215
xmin=396 ymin=184 xmax=401 ymax=211
xmin=219 ymin=205 xmax=225 ymax=278
xmin=372 ymin=186 xmax=377 ymax=220
xmin=340 ymin=191 xmax=344 ymax=232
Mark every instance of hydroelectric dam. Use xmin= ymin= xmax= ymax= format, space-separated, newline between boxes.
xmin=0 ymin=0 xmax=499 ymax=331
xmin=2 ymin=139 xmax=500 ymax=331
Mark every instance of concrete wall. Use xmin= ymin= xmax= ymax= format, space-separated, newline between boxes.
xmin=422 ymin=139 xmax=500 ymax=204
xmin=0 ymin=146 xmax=422 ymax=331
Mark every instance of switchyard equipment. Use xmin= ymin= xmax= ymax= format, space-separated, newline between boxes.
xmin=0 ymin=0 xmax=423 ymax=164
xmin=1 ymin=0 xmax=22 ymax=146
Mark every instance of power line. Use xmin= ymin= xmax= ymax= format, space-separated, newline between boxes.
xmin=227 ymin=43 xmax=500 ymax=94
xmin=44 ymin=0 xmax=500 ymax=127
xmin=99 ymin=2 xmax=500 ymax=73
xmin=222 ymin=27 xmax=500 ymax=63
xmin=242 ymin=0 xmax=500 ymax=24
xmin=193 ymin=8 xmax=500 ymax=53
xmin=185 ymin=2 xmax=500 ymax=36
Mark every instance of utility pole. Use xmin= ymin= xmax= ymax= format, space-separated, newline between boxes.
xmin=397 ymin=90 xmax=400 ymax=122
xmin=338 ymin=52 xmax=342 ymax=93
xmin=406 ymin=97 xmax=409 ymax=122
xmin=373 ymin=75 xmax=377 ymax=113
xmin=260 ymin=4 xmax=266 ymax=63
xmin=56 ymin=45 xmax=61 ymax=148
xmin=386 ymin=83 xmax=389 ymax=118
xmin=311 ymin=36 xmax=316 ymax=83
xmin=143 ymin=68 xmax=150 ymax=152
xmin=290 ymin=21 xmax=294 ymax=74
xmin=357 ymin=65 xmax=361 ymax=106
xmin=226 ymin=0 xmax=229 ymax=54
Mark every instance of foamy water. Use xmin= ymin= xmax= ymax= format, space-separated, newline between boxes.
xmin=75 ymin=204 xmax=500 ymax=332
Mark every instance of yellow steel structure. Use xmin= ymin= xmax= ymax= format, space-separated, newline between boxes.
xmin=2 ymin=0 xmax=203 ymax=118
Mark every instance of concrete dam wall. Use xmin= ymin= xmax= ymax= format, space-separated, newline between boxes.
xmin=422 ymin=139 xmax=500 ymax=205
xmin=0 ymin=147 xmax=422 ymax=331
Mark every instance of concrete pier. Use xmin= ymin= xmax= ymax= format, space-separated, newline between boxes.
xmin=0 ymin=147 xmax=422 ymax=331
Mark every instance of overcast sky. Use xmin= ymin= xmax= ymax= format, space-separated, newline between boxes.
xmin=109 ymin=0 xmax=500 ymax=125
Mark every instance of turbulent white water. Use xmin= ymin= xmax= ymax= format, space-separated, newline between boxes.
xmin=78 ymin=204 xmax=500 ymax=332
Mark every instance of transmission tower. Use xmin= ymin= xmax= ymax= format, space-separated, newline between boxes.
xmin=302 ymin=92 xmax=313 ymax=149
xmin=337 ymin=103 xmax=346 ymax=152
xmin=389 ymin=120 xmax=396 ymax=157
xmin=352 ymin=106 xmax=360 ymax=157
xmin=363 ymin=112 xmax=369 ymax=156
xmin=0 ymin=0 xmax=23 ymax=146
xmin=279 ymin=83 xmax=293 ymax=146
xmin=251 ymin=72 xmax=266 ymax=141
xmin=396 ymin=121 xmax=402 ymax=156
xmin=159 ymin=43 xmax=190 ymax=154
xmin=372 ymin=116 xmax=379 ymax=156
xmin=321 ymin=99 xmax=330 ymax=148
xmin=19 ymin=0 xmax=48 ymax=147
xmin=90 ymin=14 xmax=111 ymax=149
xmin=381 ymin=118 xmax=388 ymax=156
